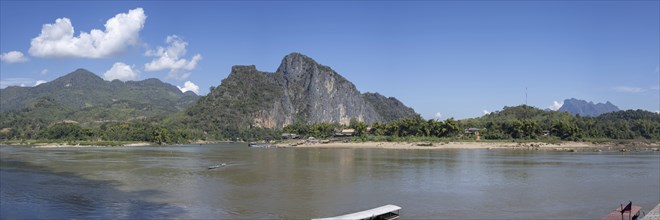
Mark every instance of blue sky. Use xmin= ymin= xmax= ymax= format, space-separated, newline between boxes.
xmin=1 ymin=1 xmax=658 ymax=119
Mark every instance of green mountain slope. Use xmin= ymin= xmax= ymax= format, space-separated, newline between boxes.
xmin=459 ymin=105 xmax=659 ymax=140
xmin=0 ymin=69 xmax=198 ymax=124
xmin=185 ymin=65 xmax=284 ymax=136
xmin=362 ymin=92 xmax=417 ymax=122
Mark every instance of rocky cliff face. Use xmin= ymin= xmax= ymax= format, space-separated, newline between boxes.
xmin=274 ymin=53 xmax=381 ymax=126
xmin=189 ymin=53 xmax=415 ymax=131
xmin=558 ymin=98 xmax=620 ymax=117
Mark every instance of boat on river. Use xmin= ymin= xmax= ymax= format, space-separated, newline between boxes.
xmin=248 ymin=142 xmax=273 ymax=148
xmin=207 ymin=163 xmax=226 ymax=169
xmin=312 ymin=204 xmax=401 ymax=220
xmin=602 ymin=202 xmax=643 ymax=220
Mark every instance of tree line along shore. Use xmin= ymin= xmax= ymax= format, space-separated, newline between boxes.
xmin=1 ymin=106 xmax=658 ymax=148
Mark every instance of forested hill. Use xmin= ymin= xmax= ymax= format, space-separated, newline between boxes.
xmin=459 ymin=106 xmax=659 ymax=140
xmin=0 ymin=68 xmax=198 ymax=124
xmin=362 ymin=92 xmax=417 ymax=122
xmin=2 ymin=61 xmax=655 ymax=144
xmin=0 ymin=55 xmax=418 ymax=142
xmin=184 ymin=53 xmax=417 ymax=137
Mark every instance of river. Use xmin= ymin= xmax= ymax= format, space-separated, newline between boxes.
xmin=1 ymin=144 xmax=658 ymax=219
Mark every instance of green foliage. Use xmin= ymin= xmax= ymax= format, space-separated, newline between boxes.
xmin=283 ymin=121 xmax=311 ymax=136
xmin=2 ymin=70 xmax=659 ymax=145
xmin=0 ymin=69 xmax=198 ymax=126
xmin=237 ymin=127 xmax=281 ymax=142
xmin=39 ymin=123 xmax=90 ymax=140
xmin=310 ymin=122 xmax=337 ymax=138
xmin=364 ymin=116 xmax=460 ymax=138
xmin=362 ymin=92 xmax=417 ymax=122
xmin=551 ymin=119 xmax=581 ymax=140
xmin=463 ymin=106 xmax=659 ymax=141
xmin=353 ymin=121 xmax=368 ymax=137
xmin=500 ymin=119 xmax=540 ymax=139
xmin=3 ymin=102 xmax=658 ymax=143
xmin=185 ymin=67 xmax=283 ymax=139
xmin=152 ymin=127 xmax=171 ymax=145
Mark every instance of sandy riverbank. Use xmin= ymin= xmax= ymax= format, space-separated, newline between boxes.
xmin=4 ymin=140 xmax=658 ymax=152
xmin=275 ymin=140 xmax=660 ymax=152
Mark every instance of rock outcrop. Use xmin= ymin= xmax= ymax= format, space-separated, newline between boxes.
xmin=274 ymin=53 xmax=382 ymax=126
xmin=188 ymin=53 xmax=416 ymax=131
xmin=558 ymin=98 xmax=620 ymax=117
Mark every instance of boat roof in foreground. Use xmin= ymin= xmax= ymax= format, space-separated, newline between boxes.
xmin=641 ymin=203 xmax=660 ymax=220
xmin=312 ymin=204 xmax=401 ymax=220
xmin=602 ymin=205 xmax=642 ymax=220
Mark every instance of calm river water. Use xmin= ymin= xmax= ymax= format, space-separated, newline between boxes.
xmin=1 ymin=144 xmax=658 ymax=219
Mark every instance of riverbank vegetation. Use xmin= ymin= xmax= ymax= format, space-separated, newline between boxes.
xmin=1 ymin=105 xmax=658 ymax=145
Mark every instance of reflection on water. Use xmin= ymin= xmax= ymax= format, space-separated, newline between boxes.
xmin=1 ymin=144 xmax=658 ymax=219
xmin=0 ymin=159 xmax=185 ymax=219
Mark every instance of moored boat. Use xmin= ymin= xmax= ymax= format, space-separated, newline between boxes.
xmin=207 ymin=163 xmax=226 ymax=169
xmin=602 ymin=202 xmax=643 ymax=220
xmin=248 ymin=142 xmax=273 ymax=148
xmin=312 ymin=204 xmax=401 ymax=220
xmin=641 ymin=203 xmax=660 ymax=220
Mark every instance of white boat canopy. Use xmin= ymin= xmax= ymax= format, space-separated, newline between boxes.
xmin=312 ymin=204 xmax=401 ymax=220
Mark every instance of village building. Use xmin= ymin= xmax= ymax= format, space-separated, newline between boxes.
xmin=281 ymin=133 xmax=299 ymax=139
xmin=464 ymin=127 xmax=481 ymax=140
xmin=334 ymin=129 xmax=356 ymax=137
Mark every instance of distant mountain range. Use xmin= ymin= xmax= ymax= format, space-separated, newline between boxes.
xmin=0 ymin=69 xmax=198 ymax=123
xmin=558 ymin=98 xmax=620 ymax=117
xmin=2 ymin=55 xmax=657 ymax=142
xmin=1 ymin=53 xmax=417 ymax=133
xmin=185 ymin=53 xmax=417 ymax=133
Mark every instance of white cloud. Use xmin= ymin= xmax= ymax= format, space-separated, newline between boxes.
xmin=34 ymin=80 xmax=47 ymax=86
xmin=1 ymin=78 xmax=34 ymax=88
xmin=103 ymin=62 xmax=139 ymax=81
xmin=613 ymin=86 xmax=643 ymax=93
xmin=177 ymin=81 xmax=199 ymax=94
xmin=28 ymin=8 xmax=146 ymax=58
xmin=144 ymin=35 xmax=202 ymax=80
xmin=40 ymin=69 xmax=49 ymax=75
xmin=434 ymin=112 xmax=442 ymax=120
xmin=651 ymin=86 xmax=659 ymax=91
xmin=483 ymin=110 xmax=491 ymax=115
xmin=0 ymin=51 xmax=28 ymax=63
xmin=548 ymin=100 xmax=563 ymax=111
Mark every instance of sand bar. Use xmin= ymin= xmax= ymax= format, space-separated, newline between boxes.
xmin=275 ymin=140 xmax=660 ymax=151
